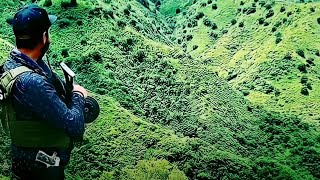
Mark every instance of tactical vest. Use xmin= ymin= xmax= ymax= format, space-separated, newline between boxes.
xmin=0 ymin=66 xmax=70 ymax=149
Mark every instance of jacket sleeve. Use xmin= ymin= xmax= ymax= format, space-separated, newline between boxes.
xmin=13 ymin=72 xmax=85 ymax=139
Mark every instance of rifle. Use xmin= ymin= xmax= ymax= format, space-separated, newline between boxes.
xmin=60 ymin=62 xmax=100 ymax=123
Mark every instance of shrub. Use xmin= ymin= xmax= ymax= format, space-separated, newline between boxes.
xmin=264 ymin=21 xmax=270 ymax=26
xmin=117 ymin=20 xmax=126 ymax=28
xmin=275 ymin=37 xmax=282 ymax=44
xmin=306 ymin=58 xmax=315 ymax=66
xmin=186 ymin=34 xmax=193 ymax=41
xmin=43 ymin=0 xmax=52 ymax=7
xmin=296 ymin=49 xmax=305 ymax=58
xmin=265 ymin=4 xmax=272 ymax=10
xmin=307 ymin=82 xmax=312 ymax=90
xmin=222 ymin=29 xmax=228 ymax=34
xmin=212 ymin=4 xmax=217 ymax=10
xmin=61 ymin=49 xmax=69 ymax=58
xmin=134 ymin=50 xmax=146 ymax=62
xmin=272 ymin=26 xmax=277 ymax=32
xmin=317 ymin=18 xmax=320 ymax=25
xmin=176 ymin=8 xmax=181 ymax=14
xmin=287 ymin=11 xmax=292 ymax=17
xmin=193 ymin=45 xmax=199 ymax=50
xmin=310 ymin=7 xmax=315 ymax=12
xmin=124 ymin=8 xmax=130 ymax=16
xmin=203 ymin=18 xmax=212 ymax=27
xmin=211 ymin=22 xmax=218 ymax=30
xmin=301 ymin=75 xmax=308 ymax=84
xmin=207 ymin=0 xmax=212 ymax=4
xmin=315 ymin=49 xmax=320 ymax=56
xmin=58 ymin=18 xmax=71 ymax=28
xmin=258 ymin=18 xmax=265 ymax=24
xmin=246 ymin=7 xmax=256 ymax=15
xmin=239 ymin=22 xmax=244 ymax=27
xmin=259 ymin=1 xmax=266 ymax=6
xmin=240 ymin=1 xmax=245 ymax=6
xmin=231 ymin=19 xmax=237 ymax=25
xmin=104 ymin=10 xmax=114 ymax=19
xmin=201 ymin=2 xmax=207 ymax=7
xmin=266 ymin=9 xmax=274 ymax=18
xmin=280 ymin=6 xmax=285 ymax=13
xmin=301 ymin=86 xmax=309 ymax=95
xmin=195 ymin=12 xmax=205 ymax=20
xmin=76 ymin=20 xmax=83 ymax=26
xmin=283 ymin=53 xmax=292 ymax=60
xmin=297 ymin=63 xmax=307 ymax=73
xmin=209 ymin=31 xmax=218 ymax=39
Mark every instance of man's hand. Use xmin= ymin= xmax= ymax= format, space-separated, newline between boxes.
xmin=73 ymin=85 xmax=88 ymax=98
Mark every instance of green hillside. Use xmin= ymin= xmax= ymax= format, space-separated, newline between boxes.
xmin=162 ymin=0 xmax=320 ymax=124
xmin=0 ymin=0 xmax=320 ymax=179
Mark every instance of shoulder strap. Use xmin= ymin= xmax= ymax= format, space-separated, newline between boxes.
xmin=0 ymin=66 xmax=33 ymax=99
xmin=0 ymin=66 xmax=33 ymax=134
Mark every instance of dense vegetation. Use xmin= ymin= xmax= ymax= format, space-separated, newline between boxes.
xmin=0 ymin=0 xmax=319 ymax=179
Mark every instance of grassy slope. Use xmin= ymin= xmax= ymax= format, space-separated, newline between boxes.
xmin=0 ymin=0 xmax=319 ymax=179
xmin=165 ymin=0 xmax=320 ymax=124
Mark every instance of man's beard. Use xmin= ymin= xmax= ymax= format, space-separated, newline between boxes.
xmin=38 ymin=41 xmax=50 ymax=61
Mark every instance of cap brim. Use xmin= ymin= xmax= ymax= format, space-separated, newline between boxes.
xmin=48 ymin=15 xmax=57 ymax=25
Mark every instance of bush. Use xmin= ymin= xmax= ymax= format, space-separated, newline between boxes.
xmin=265 ymin=4 xmax=272 ymax=10
xmin=283 ymin=53 xmax=292 ymax=60
xmin=296 ymin=49 xmax=305 ymax=58
xmin=297 ymin=63 xmax=307 ymax=73
xmin=134 ymin=50 xmax=146 ymax=62
xmin=212 ymin=4 xmax=218 ymax=10
xmin=222 ymin=29 xmax=228 ymax=34
xmin=272 ymin=26 xmax=277 ymax=32
xmin=246 ymin=7 xmax=256 ymax=15
xmin=266 ymin=9 xmax=274 ymax=18
xmin=61 ymin=48 xmax=69 ymax=58
xmin=258 ymin=18 xmax=265 ymax=24
xmin=76 ymin=20 xmax=83 ymax=26
xmin=43 ymin=0 xmax=52 ymax=7
xmin=239 ymin=22 xmax=244 ymax=27
xmin=209 ymin=31 xmax=218 ymax=39
xmin=287 ymin=11 xmax=292 ymax=17
xmin=280 ymin=6 xmax=285 ymax=13
xmin=117 ymin=20 xmax=126 ymax=28
xmin=317 ymin=18 xmax=320 ymax=25
xmin=176 ymin=8 xmax=181 ymax=14
xmin=275 ymin=37 xmax=282 ymax=44
xmin=203 ymin=18 xmax=212 ymax=27
xmin=310 ymin=7 xmax=315 ymax=12
xmin=231 ymin=19 xmax=237 ymax=25
xmin=195 ymin=12 xmax=205 ymax=20
xmin=124 ymin=8 xmax=130 ymax=16
xmin=306 ymin=58 xmax=315 ymax=66
xmin=186 ymin=34 xmax=193 ymax=41
xmin=211 ymin=22 xmax=218 ymax=30
xmin=104 ymin=10 xmax=114 ymax=19
xmin=307 ymin=82 xmax=312 ymax=90
xmin=240 ymin=1 xmax=245 ymax=6
xmin=207 ymin=0 xmax=212 ymax=4
xmin=301 ymin=86 xmax=309 ymax=95
xmin=193 ymin=45 xmax=199 ymax=50
xmin=58 ymin=18 xmax=71 ymax=28
xmin=301 ymin=75 xmax=308 ymax=84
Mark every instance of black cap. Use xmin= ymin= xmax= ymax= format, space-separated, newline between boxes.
xmin=9 ymin=4 xmax=57 ymax=40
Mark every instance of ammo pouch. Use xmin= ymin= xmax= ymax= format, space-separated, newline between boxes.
xmin=0 ymin=66 xmax=70 ymax=149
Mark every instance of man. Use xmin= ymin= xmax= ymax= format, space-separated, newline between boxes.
xmin=3 ymin=4 xmax=87 ymax=179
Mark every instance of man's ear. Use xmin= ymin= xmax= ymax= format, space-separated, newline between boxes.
xmin=43 ymin=32 xmax=47 ymax=44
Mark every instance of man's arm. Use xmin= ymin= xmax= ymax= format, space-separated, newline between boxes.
xmin=13 ymin=72 xmax=85 ymax=139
